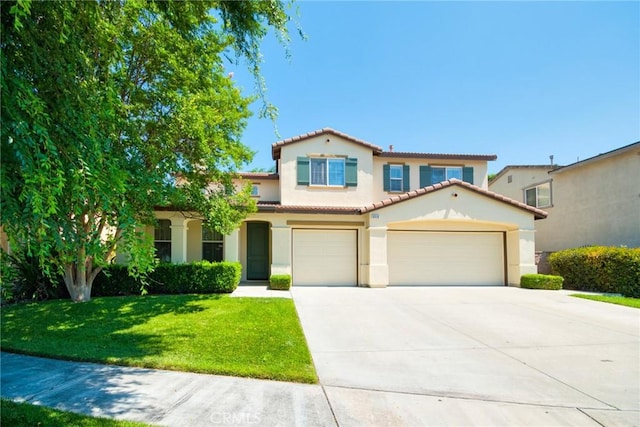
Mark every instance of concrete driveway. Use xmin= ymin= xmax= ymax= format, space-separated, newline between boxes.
xmin=291 ymin=286 xmax=640 ymax=426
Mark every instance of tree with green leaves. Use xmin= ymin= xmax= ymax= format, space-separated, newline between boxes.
xmin=1 ymin=0 xmax=293 ymax=302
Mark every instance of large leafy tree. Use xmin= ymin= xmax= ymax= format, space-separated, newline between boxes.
xmin=1 ymin=0 xmax=292 ymax=301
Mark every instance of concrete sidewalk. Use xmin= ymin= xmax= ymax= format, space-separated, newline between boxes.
xmin=1 ymin=352 xmax=334 ymax=426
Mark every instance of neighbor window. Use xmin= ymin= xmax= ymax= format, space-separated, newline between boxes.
xmin=525 ymin=182 xmax=551 ymax=208
xmin=310 ymin=158 xmax=345 ymax=186
xmin=251 ymin=185 xmax=259 ymax=196
xmin=154 ymin=219 xmax=172 ymax=263
xmin=389 ymin=165 xmax=403 ymax=192
xmin=202 ymin=226 xmax=224 ymax=262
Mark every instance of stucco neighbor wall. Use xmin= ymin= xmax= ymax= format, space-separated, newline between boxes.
xmin=538 ymin=149 xmax=640 ymax=251
xmin=489 ymin=166 xmax=554 ymax=202
xmin=278 ymin=134 xmax=375 ymax=207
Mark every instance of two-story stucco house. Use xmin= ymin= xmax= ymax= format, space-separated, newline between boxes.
xmin=489 ymin=141 xmax=640 ymax=256
xmin=150 ymin=128 xmax=547 ymax=287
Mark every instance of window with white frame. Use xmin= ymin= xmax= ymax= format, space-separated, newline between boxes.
xmin=154 ymin=219 xmax=172 ymax=263
xmin=525 ymin=182 xmax=551 ymax=208
xmin=310 ymin=158 xmax=345 ymax=186
xmin=389 ymin=165 xmax=403 ymax=192
xmin=202 ymin=226 xmax=224 ymax=262
xmin=431 ymin=166 xmax=462 ymax=183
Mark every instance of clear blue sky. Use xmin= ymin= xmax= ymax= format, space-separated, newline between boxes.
xmin=229 ymin=1 xmax=639 ymax=174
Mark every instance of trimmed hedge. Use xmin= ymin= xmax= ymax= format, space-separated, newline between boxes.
xmin=269 ymin=274 xmax=292 ymax=290
xmin=93 ymin=261 xmax=241 ymax=296
xmin=520 ymin=274 xmax=563 ymax=290
xmin=549 ymin=246 xmax=640 ymax=298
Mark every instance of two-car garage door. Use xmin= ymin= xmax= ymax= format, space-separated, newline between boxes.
xmin=292 ymin=229 xmax=357 ymax=286
xmin=291 ymin=229 xmax=505 ymax=287
xmin=387 ymin=231 xmax=505 ymax=286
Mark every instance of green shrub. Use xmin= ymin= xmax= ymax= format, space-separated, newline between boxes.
xmin=93 ymin=261 xmax=241 ymax=296
xmin=269 ymin=274 xmax=292 ymax=290
xmin=549 ymin=246 xmax=640 ymax=298
xmin=520 ymin=274 xmax=563 ymax=290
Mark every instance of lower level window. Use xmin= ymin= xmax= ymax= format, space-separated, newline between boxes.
xmin=202 ymin=227 xmax=224 ymax=262
xmin=154 ymin=219 xmax=172 ymax=263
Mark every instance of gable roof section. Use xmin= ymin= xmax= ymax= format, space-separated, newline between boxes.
xmin=360 ymin=179 xmax=547 ymax=219
xmin=272 ymin=128 xmax=383 ymax=160
xmin=549 ymin=141 xmax=640 ymax=175
xmin=490 ymin=164 xmax=559 ymax=183
xmin=256 ymin=179 xmax=547 ymax=219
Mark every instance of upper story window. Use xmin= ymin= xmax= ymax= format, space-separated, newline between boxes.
xmin=383 ymin=164 xmax=410 ymax=192
xmin=297 ymin=156 xmax=358 ymax=187
xmin=202 ymin=226 xmax=223 ymax=262
xmin=154 ymin=219 xmax=171 ymax=263
xmin=432 ymin=166 xmax=462 ymax=182
xmin=251 ymin=185 xmax=259 ymax=196
xmin=311 ymin=158 xmax=345 ymax=186
xmin=525 ymin=182 xmax=551 ymax=208
xmin=419 ymin=165 xmax=474 ymax=187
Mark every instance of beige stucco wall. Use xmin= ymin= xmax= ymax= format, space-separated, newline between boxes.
xmin=537 ymin=150 xmax=640 ymax=251
xmin=372 ymin=158 xmax=489 ymax=203
xmin=278 ymin=134 xmax=375 ymax=206
xmin=489 ymin=167 xmax=554 ymax=203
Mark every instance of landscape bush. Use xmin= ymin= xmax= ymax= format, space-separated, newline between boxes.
xmin=520 ymin=273 xmax=563 ymax=290
xmin=549 ymin=246 xmax=640 ymax=298
xmin=93 ymin=261 xmax=242 ymax=296
xmin=269 ymin=274 xmax=292 ymax=290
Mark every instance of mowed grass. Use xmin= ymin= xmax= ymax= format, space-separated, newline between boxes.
xmin=1 ymin=295 xmax=317 ymax=383
xmin=1 ymin=399 xmax=150 ymax=427
xmin=571 ymin=293 xmax=640 ymax=309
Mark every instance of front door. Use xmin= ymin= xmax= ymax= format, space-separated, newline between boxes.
xmin=246 ymin=222 xmax=269 ymax=280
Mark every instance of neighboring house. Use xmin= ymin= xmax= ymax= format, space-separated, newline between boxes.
xmin=489 ymin=142 xmax=640 ymax=255
xmin=147 ymin=128 xmax=547 ymax=287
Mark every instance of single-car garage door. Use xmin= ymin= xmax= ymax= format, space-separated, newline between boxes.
xmin=388 ymin=231 xmax=505 ymax=286
xmin=292 ymin=229 xmax=357 ymax=286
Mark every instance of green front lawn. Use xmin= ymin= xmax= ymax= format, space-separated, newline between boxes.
xmin=571 ymin=293 xmax=640 ymax=309
xmin=1 ymin=399 xmax=150 ymax=427
xmin=1 ymin=295 xmax=317 ymax=383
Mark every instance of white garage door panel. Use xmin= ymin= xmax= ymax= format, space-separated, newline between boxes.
xmin=293 ymin=229 xmax=357 ymax=286
xmin=388 ymin=231 xmax=504 ymax=286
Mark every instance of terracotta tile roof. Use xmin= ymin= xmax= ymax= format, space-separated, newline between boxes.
xmin=272 ymin=128 xmax=383 ymax=160
xmin=360 ymin=179 xmax=547 ymax=219
xmin=239 ymin=172 xmax=279 ymax=180
xmin=256 ymin=180 xmax=547 ymax=219
xmin=379 ymin=152 xmax=497 ymax=161
xmin=256 ymin=201 xmax=360 ymax=215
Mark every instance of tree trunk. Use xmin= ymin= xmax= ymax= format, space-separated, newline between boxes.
xmin=63 ymin=259 xmax=99 ymax=302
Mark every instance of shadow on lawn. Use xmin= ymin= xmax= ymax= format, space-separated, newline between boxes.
xmin=0 ymin=294 xmax=222 ymax=364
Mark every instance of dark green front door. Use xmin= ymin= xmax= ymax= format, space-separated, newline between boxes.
xmin=246 ymin=222 xmax=269 ymax=280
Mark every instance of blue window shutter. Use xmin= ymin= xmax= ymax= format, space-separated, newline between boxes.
xmin=402 ymin=165 xmax=410 ymax=192
xmin=462 ymin=167 xmax=474 ymax=184
xmin=297 ymin=157 xmax=309 ymax=185
xmin=420 ymin=166 xmax=432 ymax=187
xmin=383 ymin=164 xmax=390 ymax=192
xmin=345 ymin=158 xmax=358 ymax=187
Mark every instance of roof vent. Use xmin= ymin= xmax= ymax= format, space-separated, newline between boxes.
xmin=389 ymin=144 xmax=394 ymax=152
